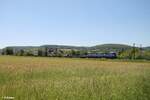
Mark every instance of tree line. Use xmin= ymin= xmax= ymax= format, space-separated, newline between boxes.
xmin=0 ymin=47 xmax=150 ymax=60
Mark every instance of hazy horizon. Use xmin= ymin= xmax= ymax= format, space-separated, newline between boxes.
xmin=0 ymin=0 xmax=150 ymax=48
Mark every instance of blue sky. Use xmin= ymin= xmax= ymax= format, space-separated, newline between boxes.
xmin=0 ymin=0 xmax=150 ymax=48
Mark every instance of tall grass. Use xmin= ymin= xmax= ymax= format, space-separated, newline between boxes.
xmin=0 ymin=56 xmax=150 ymax=100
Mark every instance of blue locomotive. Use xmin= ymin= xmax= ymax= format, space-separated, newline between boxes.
xmin=80 ymin=52 xmax=117 ymax=59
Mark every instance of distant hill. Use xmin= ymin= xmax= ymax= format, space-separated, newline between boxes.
xmin=41 ymin=45 xmax=88 ymax=50
xmin=91 ymin=44 xmax=132 ymax=52
xmin=92 ymin=44 xmax=132 ymax=49
xmin=3 ymin=46 xmax=39 ymax=51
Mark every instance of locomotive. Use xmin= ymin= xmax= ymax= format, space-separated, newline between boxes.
xmin=80 ymin=52 xmax=117 ymax=59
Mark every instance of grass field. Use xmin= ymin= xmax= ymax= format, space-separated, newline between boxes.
xmin=0 ymin=56 xmax=150 ymax=100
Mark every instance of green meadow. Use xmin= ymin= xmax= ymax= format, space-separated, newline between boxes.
xmin=0 ymin=56 xmax=150 ymax=100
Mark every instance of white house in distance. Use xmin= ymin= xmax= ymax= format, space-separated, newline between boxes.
xmin=0 ymin=49 xmax=2 ymax=55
